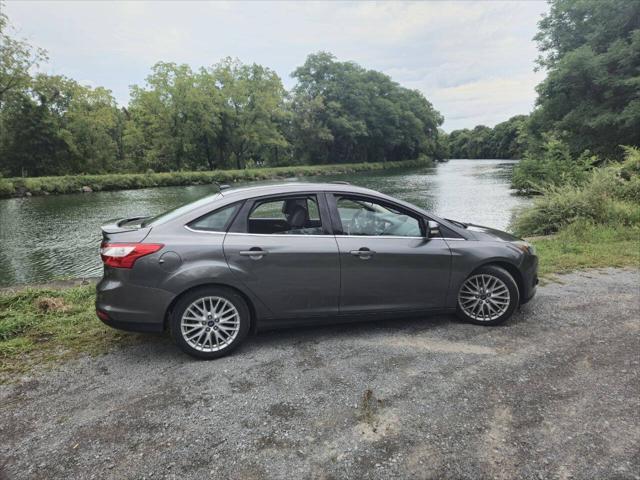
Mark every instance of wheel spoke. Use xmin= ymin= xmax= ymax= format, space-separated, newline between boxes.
xmin=195 ymin=328 xmax=207 ymax=346
xmin=218 ymin=324 xmax=236 ymax=334
xmin=186 ymin=327 xmax=203 ymax=340
xmin=192 ymin=303 xmax=205 ymax=316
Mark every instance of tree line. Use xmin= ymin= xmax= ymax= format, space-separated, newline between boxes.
xmin=0 ymin=10 xmax=444 ymax=178
xmin=2 ymin=0 xmax=637 ymax=180
xmin=444 ymin=115 xmax=529 ymax=159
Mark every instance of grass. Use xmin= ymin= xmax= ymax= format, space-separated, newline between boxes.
xmin=1 ymin=221 xmax=637 ymax=381
xmin=530 ymin=223 xmax=640 ymax=278
xmin=0 ymin=285 xmax=143 ymax=380
xmin=0 ymin=158 xmax=433 ymax=198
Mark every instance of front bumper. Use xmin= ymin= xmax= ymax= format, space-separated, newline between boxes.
xmin=520 ymin=254 xmax=539 ymax=304
xmin=96 ymin=274 xmax=175 ymax=333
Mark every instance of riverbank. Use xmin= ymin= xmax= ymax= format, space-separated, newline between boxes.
xmin=2 ymin=224 xmax=638 ymax=379
xmin=0 ymin=158 xmax=433 ymax=198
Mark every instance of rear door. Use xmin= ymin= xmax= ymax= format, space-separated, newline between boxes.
xmin=328 ymin=194 xmax=451 ymax=313
xmin=223 ymin=193 xmax=340 ymax=318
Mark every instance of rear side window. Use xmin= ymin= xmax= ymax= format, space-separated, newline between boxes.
xmin=244 ymin=195 xmax=324 ymax=235
xmin=143 ymin=193 xmax=223 ymax=227
xmin=188 ymin=203 xmax=240 ymax=232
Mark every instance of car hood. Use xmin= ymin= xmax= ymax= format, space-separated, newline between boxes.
xmin=464 ymin=223 xmax=522 ymax=242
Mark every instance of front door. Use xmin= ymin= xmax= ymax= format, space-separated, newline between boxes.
xmin=223 ymin=193 xmax=340 ymax=318
xmin=329 ymin=194 xmax=451 ymax=313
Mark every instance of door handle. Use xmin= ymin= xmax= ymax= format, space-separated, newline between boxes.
xmin=239 ymin=248 xmax=268 ymax=259
xmin=350 ymin=248 xmax=375 ymax=259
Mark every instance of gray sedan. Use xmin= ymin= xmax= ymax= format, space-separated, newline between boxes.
xmin=96 ymin=183 xmax=538 ymax=358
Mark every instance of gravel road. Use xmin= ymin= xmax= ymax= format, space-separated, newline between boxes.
xmin=1 ymin=268 xmax=639 ymax=480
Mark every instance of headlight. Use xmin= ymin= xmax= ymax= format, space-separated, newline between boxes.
xmin=512 ymin=240 xmax=536 ymax=255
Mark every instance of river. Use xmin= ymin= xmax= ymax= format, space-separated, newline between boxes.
xmin=0 ymin=159 xmax=529 ymax=287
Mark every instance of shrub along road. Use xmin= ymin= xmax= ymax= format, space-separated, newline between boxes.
xmin=1 ymin=268 xmax=639 ymax=479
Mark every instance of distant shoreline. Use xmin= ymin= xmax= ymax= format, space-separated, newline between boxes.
xmin=0 ymin=158 xmax=433 ymax=199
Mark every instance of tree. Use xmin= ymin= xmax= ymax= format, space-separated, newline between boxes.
xmin=1 ymin=91 xmax=66 ymax=176
xmin=2 ymin=74 xmax=122 ymax=176
xmin=291 ymin=52 xmax=443 ymax=164
xmin=125 ymin=59 xmax=289 ymax=172
xmin=126 ymin=63 xmax=203 ymax=171
xmin=64 ymin=84 xmax=123 ymax=173
xmin=530 ymin=0 xmax=640 ymax=158
xmin=209 ymin=58 xmax=289 ymax=169
xmin=0 ymin=4 xmax=47 ymax=106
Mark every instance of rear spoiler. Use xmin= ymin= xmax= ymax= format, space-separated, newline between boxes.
xmin=101 ymin=216 xmax=148 ymax=234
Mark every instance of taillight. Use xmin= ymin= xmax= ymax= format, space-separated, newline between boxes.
xmin=100 ymin=242 xmax=163 ymax=269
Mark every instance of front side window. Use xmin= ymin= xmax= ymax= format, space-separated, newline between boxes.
xmin=247 ymin=195 xmax=324 ymax=235
xmin=188 ymin=203 xmax=240 ymax=232
xmin=335 ymin=196 xmax=422 ymax=237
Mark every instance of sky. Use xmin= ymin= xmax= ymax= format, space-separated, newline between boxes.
xmin=4 ymin=1 xmax=549 ymax=132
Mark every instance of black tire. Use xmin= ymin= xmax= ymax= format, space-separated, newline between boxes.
xmin=170 ymin=286 xmax=250 ymax=359
xmin=455 ymin=265 xmax=520 ymax=326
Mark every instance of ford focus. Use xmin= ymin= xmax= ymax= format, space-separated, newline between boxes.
xmin=96 ymin=183 xmax=538 ymax=358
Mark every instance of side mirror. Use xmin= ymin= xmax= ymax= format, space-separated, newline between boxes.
xmin=427 ymin=220 xmax=441 ymax=238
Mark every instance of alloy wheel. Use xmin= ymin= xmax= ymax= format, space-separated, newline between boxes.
xmin=458 ymin=274 xmax=511 ymax=322
xmin=180 ymin=296 xmax=240 ymax=352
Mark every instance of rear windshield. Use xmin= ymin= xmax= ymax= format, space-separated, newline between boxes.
xmin=142 ymin=193 xmax=223 ymax=227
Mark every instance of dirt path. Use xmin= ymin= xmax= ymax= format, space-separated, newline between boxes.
xmin=1 ymin=268 xmax=639 ymax=479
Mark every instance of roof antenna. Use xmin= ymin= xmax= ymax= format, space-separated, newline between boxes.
xmin=213 ymin=181 xmax=231 ymax=194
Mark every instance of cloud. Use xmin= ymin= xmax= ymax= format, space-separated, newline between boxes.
xmin=4 ymin=0 xmax=548 ymax=131
xmin=429 ymin=72 xmax=546 ymax=127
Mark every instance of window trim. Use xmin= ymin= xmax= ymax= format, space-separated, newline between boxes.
xmin=228 ymin=192 xmax=332 ymax=236
xmin=186 ymin=201 xmax=243 ymax=233
xmin=327 ymin=193 xmax=426 ymax=238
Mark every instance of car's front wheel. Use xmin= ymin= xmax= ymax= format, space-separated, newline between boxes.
xmin=170 ymin=286 xmax=250 ymax=359
xmin=456 ymin=265 xmax=519 ymax=326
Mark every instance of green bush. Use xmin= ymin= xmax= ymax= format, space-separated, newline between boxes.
xmin=512 ymin=138 xmax=596 ymax=194
xmin=0 ymin=176 xmax=14 ymax=196
xmin=512 ymin=147 xmax=640 ymax=236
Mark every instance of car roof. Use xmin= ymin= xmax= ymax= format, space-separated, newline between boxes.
xmin=217 ymin=182 xmax=383 ymax=200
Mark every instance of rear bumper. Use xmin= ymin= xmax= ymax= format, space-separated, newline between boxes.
xmin=520 ymin=254 xmax=539 ymax=305
xmin=96 ymin=274 xmax=174 ymax=333
xmin=97 ymin=313 xmax=164 ymax=333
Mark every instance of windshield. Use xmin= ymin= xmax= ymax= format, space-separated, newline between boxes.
xmin=142 ymin=193 xmax=223 ymax=227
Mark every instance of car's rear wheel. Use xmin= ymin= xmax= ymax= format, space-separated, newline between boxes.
xmin=456 ymin=265 xmax=519 ymax=326
xmin=170 ymin=286 xmax=250 ymax=359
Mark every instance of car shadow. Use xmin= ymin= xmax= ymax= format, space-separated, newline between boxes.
xmin=119 ymin=307 xmax=535 ymax=362
xmin=241 ymin=313 xmax=459 ymax=351
xmin=117 ymin=313 xmax=458 ymax=362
